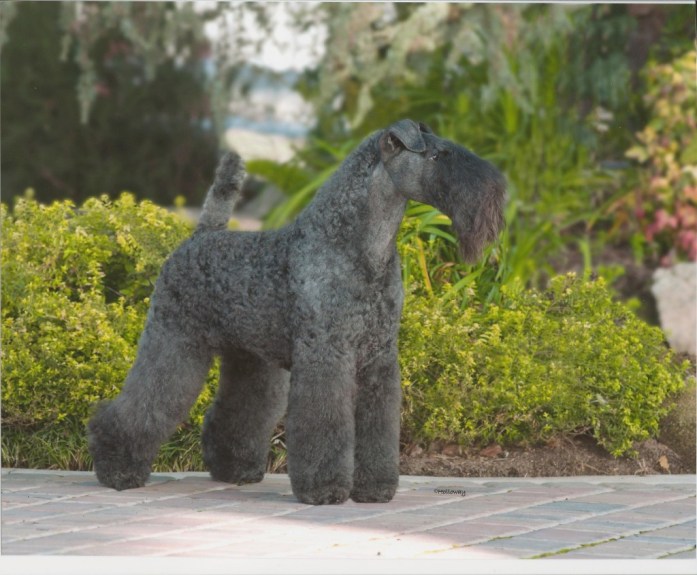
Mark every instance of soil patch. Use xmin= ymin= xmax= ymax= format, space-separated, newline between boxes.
xmin=398 ymin=435 xmax=693 ymax=478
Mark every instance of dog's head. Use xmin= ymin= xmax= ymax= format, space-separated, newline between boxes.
xmin=378 ymin=119 xmax=506 ymax=264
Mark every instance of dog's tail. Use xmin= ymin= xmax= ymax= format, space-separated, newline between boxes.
xmin=197 ymin=151 xmax=246 ymax=231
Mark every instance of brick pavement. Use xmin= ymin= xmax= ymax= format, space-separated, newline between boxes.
xmin=1 ymin=469 xmax=695 ymax=570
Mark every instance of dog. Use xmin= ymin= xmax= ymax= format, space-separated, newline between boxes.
xmin=88 ymin=119 xmax=506 ymax=504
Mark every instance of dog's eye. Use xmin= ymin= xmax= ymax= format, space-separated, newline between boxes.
xmin=428 ymin=149 xmax=449 ymax=161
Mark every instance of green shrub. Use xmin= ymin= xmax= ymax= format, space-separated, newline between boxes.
xmin=2 ymin=195 xmax=690 ymax=470
xmin=399 ymin=273 xmax=691 ymax=456
xmin=1 ymin=194 xmax=219 ymax=432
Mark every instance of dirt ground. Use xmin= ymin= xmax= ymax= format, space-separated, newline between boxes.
xmin=398 ymin=435 xmax=694 ymax=478
xmin=397 ymin=355 xmax=696 ymax=480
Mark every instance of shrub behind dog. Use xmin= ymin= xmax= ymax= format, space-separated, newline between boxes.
xmin=1 ymin=195 xmax=690 ymax=468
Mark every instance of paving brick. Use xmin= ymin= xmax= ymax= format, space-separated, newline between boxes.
xmin=542 ymin=550 xmax=610 ymax=559
xmin=3 ymin=539 xmax=61 ymax=555
xmin=424 ymin=544 xmax=517 ymax=559
xmin=516 ymin=526 xmax=601 ymax=543
xmin=559 ymin=538 xmax=683 ymax=558
xmin=576 ymin=491 xmax=685 ymax=505
xmin=467 ymin=513 xmax=554 ymax=528
xmin=632 ymin=499 xmax=697 ymax=520
xmin=646 ymin=520 xmax=696 ymax=538
xmin=449 ymin=543 xmax=529 ymax=558
xmin=423 ymin=521 xmax=527 ymax=541
xmin=662 ymin=548 xmax=697 ymax=559
xmin=63 ymin=539 xmax=185 ymax=556
xmin=477 ymin=535 xmax=574 ymax=554
xmin=533 ymin=500 xmax=626 ymax=513
xmin=2 ymin=469 xmax=695 ymax=560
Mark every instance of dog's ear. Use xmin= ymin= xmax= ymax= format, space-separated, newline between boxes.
xmin=379 ymin=119 xmax=427 ymax=159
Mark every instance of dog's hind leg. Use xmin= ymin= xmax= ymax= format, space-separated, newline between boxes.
xmin=202 ymin=349 xmax=289 ymax=485
xmin=87 ymin=324 xmax=212 ymax=490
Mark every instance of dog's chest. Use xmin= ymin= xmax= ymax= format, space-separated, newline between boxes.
xmin=353 ymin=282 xmax=403 ymax=363
xmin=329 ymin=263 xmax=405 ymax=365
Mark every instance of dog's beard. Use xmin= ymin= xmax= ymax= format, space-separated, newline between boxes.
xmin=449 ymin=184 xmax=506 ymax=265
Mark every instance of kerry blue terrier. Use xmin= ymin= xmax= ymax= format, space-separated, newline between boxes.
xmin=87 ymin=119 xmax=506 ymax=505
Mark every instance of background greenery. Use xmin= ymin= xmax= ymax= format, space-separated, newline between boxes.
xmin=1 ymin=2 xmax=695 ymax=471
xmin=257 ymin=3 xmax=696 ymax=298
xmin=1 ymin=2 xmax=218 ymax=206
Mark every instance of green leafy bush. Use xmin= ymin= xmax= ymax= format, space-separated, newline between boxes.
xmin=2 ymin=196 xmax=690 ymax=470
xmin=399 ymin=274 xmax=690 ymax=456
xmin=1 ymin=194 xmax=218 ymax=432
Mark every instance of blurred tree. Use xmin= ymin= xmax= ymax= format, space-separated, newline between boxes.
xmin=296 ymin=2 xmax=692 ymax=146
xmin=1 ymin=2 xmax=690 ymax=205
xmin=1 ymin=1 xmax=219 ymax=205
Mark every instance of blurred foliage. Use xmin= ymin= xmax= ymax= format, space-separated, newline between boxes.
xmin=612 ymin=50 xmax=697 ymax=264
xmin=299 ymin=4 xmax=631 ymax=138
xmin=56 ymin=1 xmax=214 ymax=124
xmin=1 ymin=1 xmax=218 ymax=206
xmin=255 ymin=5 xmax=616 ymax=300
xmin=0 ymin=1 xmax=329 ymax=206
xmin=252 ymin=2 xmax=695 ymax=302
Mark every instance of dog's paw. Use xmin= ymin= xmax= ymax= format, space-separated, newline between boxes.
xmin=350 ymin=483 xmax=397 ymax=503
xmin=88 ymin=405 xmax=153 ymax=491
xmin=351 ymin=464 xmax=399 ymax=503
xmin=95 ymin=466 xmax=150 ymax=491
xmin=294 ymin=484 xmax=352 ymax=505
xmin=91 ymin=448 xmax=151 ymax=490
xmin=289 ymin=464 xmax=353 ymax=505
xmin=208 ymin=465 xmax=264 ymax=486
xmin=202 ymin=440 xmax=266 ymax=486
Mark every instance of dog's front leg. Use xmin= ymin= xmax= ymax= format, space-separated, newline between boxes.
xmin=351 ymin=346 xmax=401 ymax=503
xmin=286 ymin=345 xmax=356 ymax=505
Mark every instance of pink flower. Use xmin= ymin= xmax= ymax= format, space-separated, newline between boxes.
xmin=654 ymin=209 xmax=678 ymax=231
xmin=678 ymin=230 xmax=697 ymax=261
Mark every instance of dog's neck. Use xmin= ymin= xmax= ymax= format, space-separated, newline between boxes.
xmin=362 ymin=163 xmax=407 ymax=275
xmin=295 ymin=135 xmax=407 ymax=278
